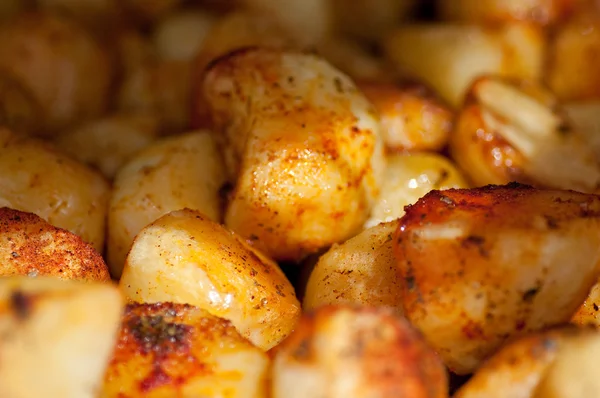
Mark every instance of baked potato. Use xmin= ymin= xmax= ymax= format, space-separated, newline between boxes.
xmin=119 ymin=209 xmax=301 ymax=351
xmin=0 ymin=128 xmax=110 ymax=252
xmin=107 ymin=131 xmax=227 ymax=278
xmin=102 ymin=302 xmax=269 ymax=398
xmin=0 ymin=276 xmax=122 ymax=398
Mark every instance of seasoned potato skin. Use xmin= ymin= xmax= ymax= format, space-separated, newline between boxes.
xmin=0 ymin=207 xmax=110 ymax=281
xmin=203 ymin=47 xmax=385 ymax=261
xmin=303 ymin=221 xmax=403 ymax=313
xmin=272 ymin=305 xmax=448 ymax=398
xmin=0 ymin=276 xmax=123 ymax=398
xmin=120 ymin=209 xmax=301 ymax=351
xmin=0 ymin=12 xmax=113 ymax=135
xmin=394 ymin=183 xmax=600 ymax=374
xmin=358 ymin=81 xmax=453 ymax=152
xmin=102 ymin=302 xmax=269 ymax=398
xmin=0 ymin=129 xmax=110 ymax=252
xmin=107 ymin=131 xmax=227 ymax=278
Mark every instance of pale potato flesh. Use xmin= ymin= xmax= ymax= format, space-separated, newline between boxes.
xmin=0 ymin=128 xmax=110 ymax=252
xmin=303 ymin=221 xmax=403 ymax=314
xmin=203 ymin=48 xmax=386 ymax=261
xmin=119 ymin=209 xmax=301 ymax=351
xmin=0 ymin=276 xmax=123 ymax=398
xmin=102 ymin=302 xmax=269 ymax=398
xmin=0 ymin=207 xmax=110 ymax=281
xmin=394 ymin=184 xmax=600 ymax=374
xmin=107 ymin=131 xmax=227 ymax=278
xmin=272 ymin=305 xmax=448 ymax=398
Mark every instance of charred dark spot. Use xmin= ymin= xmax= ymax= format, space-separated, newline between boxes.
xmin=405 ymin=275 xmax=416 ymax=291
xmin=10 ymin=290 xmax=32 ymax=320
xmin=462 ymin=235 xmax=489 ymax=257
xmin=594 ymin=303 xmax=599 ymax=312
xmin=10 ymin=251 xmax=18 ymax=258
xmin=128 ymin=314 xmax=192 ymax=356
xmin=522 ymin=287 xmax=539 ymax=302
xmin=333 ymin=77 xmax=344 ymax=93
xmin=293 ymin=338 xmax=312 ymax=360
xmin=544 ymin=215 xmax=559 ymax=229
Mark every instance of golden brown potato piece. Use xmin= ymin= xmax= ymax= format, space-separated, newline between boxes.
xmin=0 ymin=276 xmax=123 ymax=398
xmin=0 ymin=207 xmax=109 ymax=281
xmin=0 ymin=129 xmax=109 ymax=252
xmin=107 ymin=131 xmax=227 ymax=278
xmin=102 ymin=302 xmax=269 ymax=398
xmin=119 ymin=209 xmax=301 ymax=351
xmin=394 ymin=183 xmax=600 ymax=374
xmin=152 ymin=8 xmax=216 ymax=62
xmin=331 ymin=0 xmax=416 ymax=41
xmin=117 ymin=59 xmax=192 ymax=135
xmin=438 ymin=0 xmax=576 ymax=25
xmin=303 ymin=221 xmax=403 ymax=313
xmin=55 ymin=113 xmax=159 ymax=180
xmin=455 ymin=327 xmax=587 ymax=398
xmin=450 ymin=77 xmax=600 ymax=192
xmin=547 ymin=10 xmax=600 ymax=101
xmin=384 ymin=23 xmax=545 ymax=107
xmin=272 ymin=305 xmax=448 ymax=398
xmin=0 ymin=71 xmax=43 ymax=136
xmin=0 ymin=12 xmax=113 ymax=135
xmin=203 ymin=48 xmax=385 ymax=261
xmin=572 ymin=280 xmax=600 ymax=327
xmin=359 ymin=81 xmax=454 ymax=152
xmin=365 ymin=152 xmax=469 ymax=228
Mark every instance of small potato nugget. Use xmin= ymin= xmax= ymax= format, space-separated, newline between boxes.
xmin=365 ymin=152 xmax=469 ymax=228
xmin=0 ymin=207 xmax=110 ymax=281
xmin=394 ymin=184 xmax=600 ymax=374
xmin=359 ymin=81 xmax=454 ymax=152
xmin=203 ymin=48 xmax=385 ymax=262
xmin=107 ymin=131 xmax=227 ymax=278
xmin=303 ymin=221 xmax=403 ymax=313
xmin=0 ymin=128 xmax=110 ymax=252
xmin=102 ymin=302 xmax=270 ymax=398
xmin=272 ymin=305 xmax=448 ymax=398
xmin=0 ymin=276 xmax=123 ymax=398
xmin=384 ymin=23 xmax=545 ymax=107
xmin=0 ymin=12 xmax=113 ymax=135
xmin=55 ymin=113 xmax=160 ymax=180
xmin=120 ymin=209 xmax=301 ymax=351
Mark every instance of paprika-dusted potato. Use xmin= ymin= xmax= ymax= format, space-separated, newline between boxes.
xmin=55 ymin=113 xmax=160 ymax=180
xmin=0 ymin=128 xmax=110 ymax=252
xmin=0 ymin=276 xmax=122 ymax=398
xmin=203 ymin=48 xmax=385 ymax=261
xmin=365 ymin=152 xmax=469 ymax=228
xmin=438 ymin=0 xmax=576 ymax=25
xmin=0 ymin=207 xmax=110 ymax=281
xmin=119 ymin=209 xmax=301 ymax=351
xmin=394 ymin=183 xmax=600 ymax=374
xmin=358 ymin=81 xmax=454 ymax=152
xmin=107 ymin=131 xmax=227 ymax=278
xmin=384 ymin=23 xmax=545 ymax=107
xmin=303 ymin=221 xmax=403 ymax=313
xmin=272 ymin=305 xmax=448 ymax=398
xmin=102 ymin=302 xmax=270 ymax=398
xmin=0 ymin=12 xmax=113 ymax=135
xmin=450 ymin=76 xmax=600 ymax=192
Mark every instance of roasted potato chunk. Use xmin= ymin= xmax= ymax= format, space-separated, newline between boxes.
xmin=272 ymin=305 xmax=448 ymax=398
xmin=547 ymin=10 xmax=600 ymax=101
xmin=0 ymin=207 xmax=109 ymax=281
xmin=203 ymin=48 xmax=385 ymax=261
xmin=455 ymin=327 xmax=588 ymax=398
xmin=384 ymin=23 xmax=545 ymax=107
xmin=0 ymin=12 xmax=113 ymax=135
xmin=102 ymin=302 xmax=269 ymax=398
xmin=107 ymin=131 xmax=227 ymax=278
xmin=450 ymin=77 xmax=600 ymax=192
xmin=0 ymin=276 xmax=122 ymax=398
xmin=394 ymin=183 xmax=600 ymax=374
xmin=572 ymin=280 xmax=600 ymax=327
xmin=303 ymin=221 xmax=403 ymax=313
xmin=0 ymin=129 xmax=109 ymax=252
xmin=365 ymin=152 xmax=469 ymax=228
xmin=55 ymin=113 xmax=160 ymax=180
xmin=438 ymin=0 xmax=576 ymax=25
xmin=119 ymin=209 xmax=301 ymax=351
xmin=358 ymin=81 xmax=454 ymax=152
